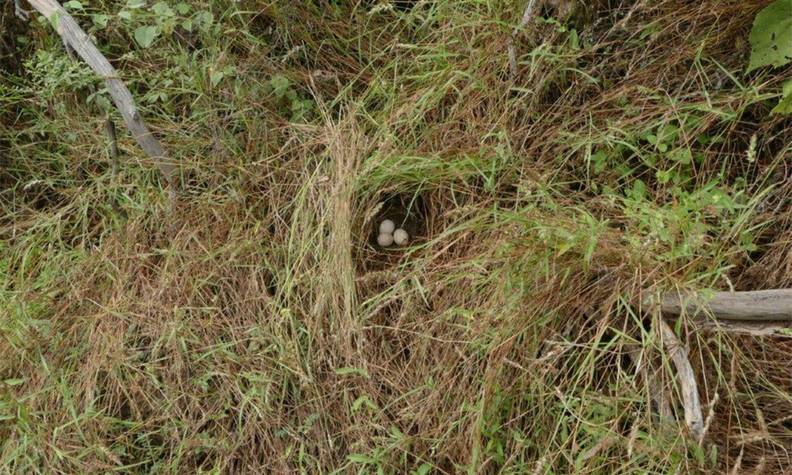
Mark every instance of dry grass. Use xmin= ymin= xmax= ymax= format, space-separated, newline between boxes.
xmin=2 ymin=0 xmax=792 ymax=473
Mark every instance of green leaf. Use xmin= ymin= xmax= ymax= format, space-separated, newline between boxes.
xmin=348 ymin=453 xmax=374 ymax=464
xmin=269 ymin=74 xmax=290 ymax=98
xmin=134 ymin=25 xmax=159 ymax=48
xmin=351 ymin=395 xmax=377 ymax=413
xmin=669 ymin=147 xmax=692 ymax=165
xmin=175 ymin=2 xmax=191 ymax=14
xmin=772 ymin=79 xmax=792 ymax=114
xmin=48 ymin=10 xmax=61 ymax=30
xmin=748 ymin=0 xmax=792 ymax=71
xmin=97 ymin=95 xmax=112 ymax=112
xmin=126 ymin=0 xmax=146 ymax=8
xmin=92 ymin=14 xmax=109 ymax=28
xmin=415 ymin=463 xmax=432 ymax=475
xmin=152 ymin=2 xmax=175 ymax=18
xmin=63 ymin=1 xmax=83 ymax=10
xmin=3 ymin=378 xmax=25 ymax=386
xmin=210 ymin=69 xmax=224 ymax=87
xmin=569 ymin=29 xmax=579 ymax=50
xmin=197 ymin=11 xmax=214 ymax=31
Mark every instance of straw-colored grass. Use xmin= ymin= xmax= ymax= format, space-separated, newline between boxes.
xmin=1 ymin=0 xmax=791 ymax=473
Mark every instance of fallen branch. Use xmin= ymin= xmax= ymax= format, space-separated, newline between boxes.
xmin=657 ymin=289 xmax=792 ymax=322
xmin=507 ymin=0 xmax=539 ymax=79
xmin=25 ymin=0 xmax=176 ymax=186
xmin=693 ymin=319 xmax=792 ymax=337
xmin=640 ymin=288 xmax=792 ymax=444
xmin=658 ymin=320 xmax=704 ymax=440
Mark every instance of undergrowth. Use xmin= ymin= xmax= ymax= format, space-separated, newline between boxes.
xmin=1 ymin=0 xmax=791 ymax=473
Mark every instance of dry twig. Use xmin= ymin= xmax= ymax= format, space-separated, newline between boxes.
xmin=658 ymin=320 xmax=704 ymax=440
xmin=507 ymin=0 xmax=539 ymax=78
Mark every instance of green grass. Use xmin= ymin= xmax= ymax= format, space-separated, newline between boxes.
xmin=2 ymin=0 xmax=792 ymax=473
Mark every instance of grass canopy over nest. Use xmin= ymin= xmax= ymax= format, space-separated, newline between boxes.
xmin=1 ymin=0 xmax=792 ymax=473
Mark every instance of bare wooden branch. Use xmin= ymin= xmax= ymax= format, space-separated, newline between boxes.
xmin=657 ymin=289 xmax=792 ymax=322
xmin=25 ymin=0 xmax=176 ymax=186
xmin=658 ymin=320 xmax=704 ymax=440
xmin=693 ymin=319 xmax=792 ymax=337
xmin=507 ymin=0 xmax=539 ymax=78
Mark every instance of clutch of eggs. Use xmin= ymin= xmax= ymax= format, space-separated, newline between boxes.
xmin=377 ymin=219 xmax=409 ymax=247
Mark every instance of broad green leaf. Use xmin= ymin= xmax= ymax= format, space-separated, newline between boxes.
xmin=3 ymin=378 xmax=25 ymax=386
xmin=92 ymin=14 xmax=109 ymax=28
xmin=748 ymin=0 xmax=792 ymax=71
xmin=772 ymin=79 xmax=792 ymax=114
xmin=152 ymin=2 xmax=175 ymax=18
xmin=63 ymin=1 xmax=83 ymax=10
xmin=772 ymin=93 xmax=792 ymax=114
xmin=48 ymin=10 xmax=61 ymax=30
xmin=134 ymin=26 xmax=159 ymax=48
xmin=175 ymin=3 xmax=191 ymax=14
xmin=126 ymin=0 xmax=146 ymax=8
xmin=269 ymin=74 xmax=290 ymax=98
xmin=197 ymin=11 xmax=214 ymax=31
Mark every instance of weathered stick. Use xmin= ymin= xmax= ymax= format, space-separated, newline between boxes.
xmin=693 ymin=319 xmax=792 ymax=337
xmin=657 ymin=289 xmax=792 ymax=322
xmin=25 ymin=0 xmax=176 ymax=186
xmin=658 ymin=320 xmax=704 ymax=440
xmin=644 ymin=289 xmax=792 ymax=443
xmin=507 ymin=0 xmax=539 ymax=78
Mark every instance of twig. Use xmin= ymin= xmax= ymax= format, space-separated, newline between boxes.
xmin=106 ymin=117 xmax=119 ymax=176
xmin=25 ymin=0 xmax=176 ymax=187
xmin=693 ymin=319 xmax=792 ymax=337
xmin=658 ymin=320 xmax=704 ymax=440
xmin=699 ymin=392 xmax=718 ymax=446
xmin=507 ymin=0 xmax=539 ymax=79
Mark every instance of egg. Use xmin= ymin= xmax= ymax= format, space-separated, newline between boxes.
xmin=393 ymin=228 xmax=409 ymax=246
xmin=379 ymin=219 xmax=395 ymax=235
xmin=377 ymin=233 xmax=394 ymax=247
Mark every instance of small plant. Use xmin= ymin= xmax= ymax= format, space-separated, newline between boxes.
xmin=269 ymin=74 xmax=314 ymax=121
xmin=116 ymin=1 xmax=214 ymax=48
